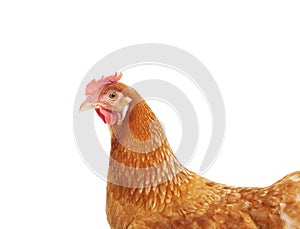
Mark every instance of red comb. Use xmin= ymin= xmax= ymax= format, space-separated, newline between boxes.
xmin=85 ymin=72 xmax=122 ymax=102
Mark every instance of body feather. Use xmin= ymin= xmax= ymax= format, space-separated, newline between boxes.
xmin=81 ymin=74 xmax=300 ymax=228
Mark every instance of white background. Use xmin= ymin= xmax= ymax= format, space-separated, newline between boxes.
xmin=1 ymin=1 xmax=300 ymax=228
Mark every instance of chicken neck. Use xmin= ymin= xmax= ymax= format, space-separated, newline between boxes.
xmin=107 ymin=99 xmax=191 ymax=192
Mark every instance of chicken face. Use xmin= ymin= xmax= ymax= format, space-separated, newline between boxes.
xmin=80 ymin=73 xmax=132 ymax=125
xmin=94 ymin=88 xmax=132 ymax=125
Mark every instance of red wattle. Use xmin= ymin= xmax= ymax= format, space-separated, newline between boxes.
xmin=95 ymin=108 xmax=106 ymax=123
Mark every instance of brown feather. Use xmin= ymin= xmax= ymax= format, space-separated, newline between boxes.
xmin=93 ymin=82 xmax=300 ymax=229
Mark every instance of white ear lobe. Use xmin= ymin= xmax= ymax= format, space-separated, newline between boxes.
xmin=123 ymin=96 xmax=132 ymax=104
xmin=120 ymin=104 xmax=130 ymax=123
xmin=117 ymin=96 xmax=132 ymax=125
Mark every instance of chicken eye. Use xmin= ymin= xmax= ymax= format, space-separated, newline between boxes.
xmin=108 ymin=91 xmax=118 ymax=100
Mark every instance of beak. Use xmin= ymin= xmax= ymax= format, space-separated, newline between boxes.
xmin=79 ymin=99 xmax=100 ymax=111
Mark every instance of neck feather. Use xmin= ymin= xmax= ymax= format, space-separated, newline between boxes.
xmin=107 ymin=99 xmax=190 ymax=188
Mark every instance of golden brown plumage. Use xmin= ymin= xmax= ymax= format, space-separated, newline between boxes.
xmin=81 ymin=73 xmax=300 ymax=229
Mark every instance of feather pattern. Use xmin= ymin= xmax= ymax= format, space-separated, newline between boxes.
xmin=81 ymin=74 xmax=300 ymax=229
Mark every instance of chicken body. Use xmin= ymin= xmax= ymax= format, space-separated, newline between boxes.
xmin=81 ymin=73 xmax=300 ymax=228
xmin=107 ymin=171 xmax=300 ymax=228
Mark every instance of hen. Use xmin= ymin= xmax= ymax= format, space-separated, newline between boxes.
xmin=80 ymin=73 xmax=300 ymax=229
